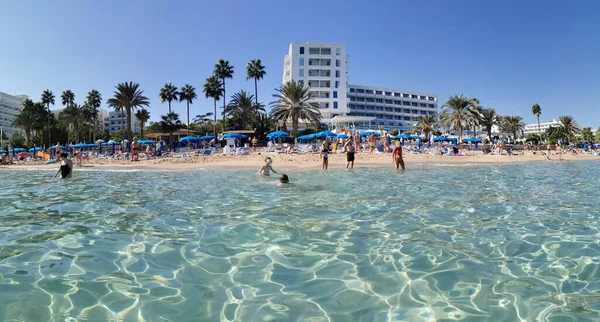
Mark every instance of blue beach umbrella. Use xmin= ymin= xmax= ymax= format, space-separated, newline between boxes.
xmin=28 ymin=147 xmax=42 ymax=152
xmin=179 ymin=136 xmax=200 ymax=142
xmin=267 ymin=131 xmax=290 ymax=139
xmin=0 ymin=149 xmax=6 ymax=153
xmin=138 ymin=139 xmax=156 ymax=145
xmin=11 ymin=148 xmax=26 ymax=152
xmin=200 ymin=135 xmax=215 ymax=141
xmin=222 ymin=132 xmax=247 ymax=139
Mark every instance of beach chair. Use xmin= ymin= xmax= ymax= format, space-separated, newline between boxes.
xmin=203 ymin=149 xmax=212 ymax=156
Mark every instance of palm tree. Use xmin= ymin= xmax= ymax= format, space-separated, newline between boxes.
xmin=226 ymin=90 xmax=265 ymax=130
xmin=61 ymin=90 xmax=75 ymax=108
xmin=246 ymin=59 xmax=266 ymax=106
xmin=214 ymin=59 xmax=234 ymax=127
xmin=501 ymin=116 xmax=525 ymax=143
xmin=106 ymin=82 xmax=150 ymax=141
xmin=160 ymin=82 xmax=179 ymax=113
xmin=467 ymin=98 xmax=482 ymax=138
xmin=581 ymin=127 xmax=594 ymax=142
xmin=135 ymin=109 xmax=151 ymax=139
xmin=160 ymin=112 xmax=181 ymax=148
xmin=270 ymin=80 xmax=322 ymax=138
xmin=558 ymin=115 xmax=580 ymax=144
xmin=11 ymin=99 xmax=41 ymax=147
xmin=415 ymin=115 xmax=436 ymax=143
xmin=531 ymin=104 xmax=542 ymax=142
xmin=41 ymin=89 xmax=55 ymax=147
xmin=179 ymin=84 xmax=197 ymax=136
xmin=438 ymin=95 xmax=477 ymax=141
xmin=86 ymin=89 xmax=102 ymax=141
xmin=203 ymin=75 xmax=224 ymax=143
xmin=58 ymin=104 xmax=85 ymax=143
xmin=479 ymin=108 xmax=500 ymax=142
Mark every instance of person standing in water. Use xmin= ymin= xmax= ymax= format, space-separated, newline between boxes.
xmin=368 ymin=132 xmax=376 ymax=154
xmin=344 ymin=137 xmax=355 ymax=168
xmin=55 ymin=152 xmax=73 ymax=178
xmin=392 ymin=143 xmax=405 ymax=170
xmin=258 ymin=157 xmax=278 ymax=175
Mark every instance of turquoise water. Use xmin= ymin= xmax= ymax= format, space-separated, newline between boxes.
xmin=1 ymin=161 xmax=600 ymax=321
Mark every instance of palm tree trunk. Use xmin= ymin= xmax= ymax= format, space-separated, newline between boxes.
xmin=222 ymin=79 xmax=226 ymax=130
xmin=47 ymin=104 xmax=51 ymax=148
xmin=93 ymin=116 xmax=97 ymax=142
xmin=140 ymin=121 xmax=144 ymax=140
xmin=213 ymin=99 xmax=218 ymax=147
xmin=254 ymin=78 xmax=258 ymax=105
xmin=121 ymin=109 xmax=125 ymax=133
xmin=187 ymin=101 xmax=190 ymax=136
xmin=537 ymin=116 xmax=541 ymax=144
xmin=126 ymin=109 xmax=132 ymax=141
xmin=74 ymin=124 xmax=80 ymax=144
xmin=168 ymin=100 xmax=172 ymax=114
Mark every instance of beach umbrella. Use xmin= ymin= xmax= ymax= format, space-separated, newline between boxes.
xmin=179 ymin=136 xmax=200 ymax=142
xmin=433 ymin=136 xmax=447 ymax=142
xmin=222 ymin=132 xmax=246 ymax=139
xmin=28 ymin=147 xmax=42 ymax=153
xmin=267 ymin=131 xmax=290 ymax=139
xmin=51 ymin=145 xmax=65 ymax=150
xmin=0 ymin=149 xmax=6 ymax=153
xmin=200 ymin=135 xmax=215 ymax=141
xmin=11 ymin=148 xmax=26 ymax=152
xmin=138 ymin=139 xmax=156 ymax=145
xmin=95 ymin=139 xmax=105 ymax=144
xmin=360 ymin=131 xmax=380 ymax=137
xmin=336 ymin=134 xmax=349 ymax=139
xmin=72 ymin=143 xmax=87 ymax=148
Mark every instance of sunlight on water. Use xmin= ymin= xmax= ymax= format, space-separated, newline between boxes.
xmin=1 ymin=161 xmax=600 ymax=321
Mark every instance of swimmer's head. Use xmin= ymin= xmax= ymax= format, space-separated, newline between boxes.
xmin=265 ymin=157 xmax=272 ymax=164
xmin=279 ymin=174 xmax=289 ymax=183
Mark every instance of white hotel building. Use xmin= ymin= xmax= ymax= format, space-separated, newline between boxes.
xmin=0 ymin=92 xmax=29 ymax=137
xmin=108 ymin=110 xmax=140 ymax=135
xmin=523 ymin=119 xmax=561 ymax=135
xmin=282 ymin=42 xmax=438 ymax=132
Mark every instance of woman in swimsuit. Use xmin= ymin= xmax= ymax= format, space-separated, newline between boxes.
xmin=321 ymin=140 xmax=329 ymax=170
xmin=392 ymin=144 xmax=405 ymax=170
xmin=55 ymin=153 xmax=73 ymax=178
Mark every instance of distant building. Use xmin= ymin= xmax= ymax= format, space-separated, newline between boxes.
xmin=524 ymin=119 xmax=560 ymax=135
xmin=0 ymin=92 xmax=29 ymax=137
xmin=108 ymin=110 xmax=140 ymax=135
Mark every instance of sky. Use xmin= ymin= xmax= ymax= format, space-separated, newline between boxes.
xmin=1 ymin=0 xmax=599 ymax=127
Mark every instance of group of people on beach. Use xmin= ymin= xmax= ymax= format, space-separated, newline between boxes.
xmin=319 ymin=133 xmax=405 ymax=170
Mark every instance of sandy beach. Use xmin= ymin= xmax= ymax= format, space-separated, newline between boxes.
xmin=3 ymin=151 xmax=598 ymax=171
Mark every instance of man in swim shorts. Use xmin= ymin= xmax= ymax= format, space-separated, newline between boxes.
xmin=368 ymin=132 xmax=376 ymax=154
xmin=258 ymin=157 xmax=278 ymax=175
xmin=344 ymin=138 xmax=355 ymax=169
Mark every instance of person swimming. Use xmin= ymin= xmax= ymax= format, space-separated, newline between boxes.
xmin=55 ymin=152 xmax=73 ymax=178
xmin=279 ymin=174 xmax=289 ymax=183
xmin=258 ymin=157 xmax=278 ymax=175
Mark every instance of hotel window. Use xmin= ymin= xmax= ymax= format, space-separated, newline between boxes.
xmin=336 ymin=48 xmax=341 ymax=55
xmin=412 ymin=102 xmax=418 ymax=106
xmin=299 ymin=69 xmax=304 ymax=77
xmin=429 ymin=97 xmax=435 ymax=101
xmin=309 ymin=47 xmax=319 ymax=54
xmin=300 ymin=47 xmax=304 ymax=54
xmin=403 ymin=94 xmax=409 ymax=98
xmin=394 ymin=93 xmax=401 ymax=97
xmin=385 ymin=99 xmax=393 ymax=104
xmin=357 ymin=89 xmax=365 ymax=93
xmin=357 ymin=97 xmax=365 ymax=102
xmin=349 ymin=97 xmax=356 ymax=101
xmin=385 ymin=91 xmax=392 ymax=96
xmin=336 ymin=59 xmax=340 ymax=67
xmin=335 ymin=70 xmax=340 ymax=78
xmin=385 ymin=107 xmax=393 ymax=112
xmin=366 ymin=98 xmax=374 ymax=102
xmin=376 ymin=99 xmax=383 ymax=103
xmin=411 ymin=95 xmax=418 ymax=99
xmin=335 ymin=81 xmax=339 ymax=88
xmin=333 ymin=102 xmax=338 ymax=109
xmin=428 ymin=104 xmax=434 ymax=108
xmin=403 ymin=102 xmax=410 ymax=106
xmin=420 ymin=103 xmax=427 ymax=107
xmin=412 ymin=110 xmax=418 ymax=114
xmin=333 ymin=91 xmax=338 ymax=98
xmin=349 ymin=88 xmax=355 ymax=92
xmin=394 ymin=100 xmax=402 ymax=105
xmin=404 ymin=116 xmax=411 ymax=120
xmin=376 ymin=90 xmax=383 ymax=95
xmin=366 ymin=89 xmax=374 ymax=94
xmin=321 ymin=48 xmax=331 ymax=55
xmin=404 ymin=109 xmax=411 ymax=113
xmin=420 ymin=95 xmax=426 ymax=100
xmin=299 ymin=58 xmax=304 ymax=66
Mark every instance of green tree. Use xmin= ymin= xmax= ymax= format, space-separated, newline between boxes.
xmin=531 ymin=103 xmax=542 ymax=142
xmin=107 ymin=82 xmax=150 ymax=141
xmin=203 ymin=75 xmax=224 ymax=143
xmin=58 ymin=104 xmax=85 ymax=143
xmin=415 ymin=114 xmax=436 ymax=143
xmin=246 ymin=59 xmax=266 ymax=106
xmin=226 ymin=90 xmax=265 ymax=130
xmin=580 ymin=127 xmax=594 ymax=142
xmin=11 ymin=99 xmax=42 ymax=147
xmin=9 ymin=132 xmax=26 ymax=148
xmin=179 ymin=84 xmax=197 ymax=136
xmin=135 ymin=108 xmax=151 ymax=139
xmin=160 ymin=112 xmax=181 ymax=147
xmin=86 ymin=89 xmax=102 ymax=141
xmin=558 ymin=115 xmax=580 ymax=144
xmin=214 ymin=59 xmax=234 ymax=127
xmin=61 ymin=90 xmax=75 ymax=108
xmin=160 ymin=82 xmax=179 ymax=113
xmin=251 ymin=113 xmax=277 ymax=141
xmin=41 ymin=89 xmax=55 ymax=147
xmin=270 ymin=80 xmax=322 ymax=138
xmin=479 ymin=108 xmax=500 ymax=143
xmin=438 ymin=95 xmax=478 ymax=141
xmin=525 ymin=133 xmax=541 ymax=145
xmin=501 ymin=116 xmax=525 ymax=143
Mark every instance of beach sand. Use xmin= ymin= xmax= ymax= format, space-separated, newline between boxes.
xmin=3 ymin=151 xmax=598 ymax=171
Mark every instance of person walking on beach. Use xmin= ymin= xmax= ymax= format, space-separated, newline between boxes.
xmin=55 ymin=152 xmax=73 ymax=178
xmin=344 ymin=138 xmax=355 ymax=168
xmin=556 ymin=144 xmax=562 ymax=160
xmin=354 ymin=132 xmax=360 ymax=153
xmin=321 ymin=140 xmax=329 ymax=170
xmin=392 ymin=144 xmax=405 ymax=170
xmin=546 ymin=143 xmax=551 ymax=156
xmin=132 ymin=138 xmax=140 ymax=161
xmin=368 ymin=133 xmax=376 ymax=154
xmin=258 ymin=157 xmax=278 ymax=175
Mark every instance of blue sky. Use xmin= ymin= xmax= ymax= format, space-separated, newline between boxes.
xmin=1 ymin=0 xmax=599 ymax=127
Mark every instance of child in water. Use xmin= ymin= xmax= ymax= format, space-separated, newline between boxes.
xmin=258 ymin=157 xmax=278 ymax=175
xmin=279 ymin=174 xmax=289 ymax=184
